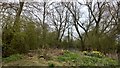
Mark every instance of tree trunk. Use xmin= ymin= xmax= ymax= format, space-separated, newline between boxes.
xmin=13 ymin=2 xmax=24 ymax=32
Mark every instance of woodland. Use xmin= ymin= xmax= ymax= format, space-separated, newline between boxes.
xmin=1 ymin=0 xmax=120 ymax=66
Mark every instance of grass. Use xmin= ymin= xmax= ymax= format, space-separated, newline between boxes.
xmin=57 ymin=50 xmax=118 ymax=66
xmin=2 ymin=54 xmax=23 ymax=63
xmin=2 ymin=49 xmax=119 ymax=66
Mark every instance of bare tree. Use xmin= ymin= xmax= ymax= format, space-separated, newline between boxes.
xmin=48 ymin=3 xmax=69 ymax=42
xmin=62 ymin=2 xmax=88 ymax=51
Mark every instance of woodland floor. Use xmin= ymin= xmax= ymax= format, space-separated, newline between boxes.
xmin=1 ymin=48 xmax=119 ymax=66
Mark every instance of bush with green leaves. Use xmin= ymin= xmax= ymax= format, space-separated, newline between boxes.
xmin=83 ymin=51 xmax=105 ymax=58
xmin=3 ymin=54 xmax=23 ymax=63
